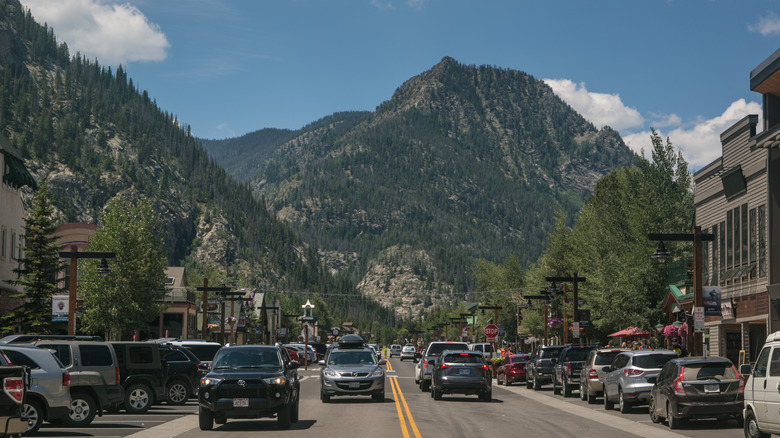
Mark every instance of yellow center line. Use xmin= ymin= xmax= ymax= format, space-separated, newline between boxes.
xmin=388 ymin=373 xmax=410 ymax=438
xmin=392 ymin=376 xmax=421 ymax=438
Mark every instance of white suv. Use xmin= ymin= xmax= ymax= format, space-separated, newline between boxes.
xmin=743 ymin=331 xmax=780 ymax=437
xmin=389 ymin=345 xmax=402 ymax=357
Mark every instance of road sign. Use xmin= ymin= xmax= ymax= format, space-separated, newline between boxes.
xmin=693 ymin=306 xmax=705 ymax=333
xmin=484 ymin=324 xmax=499 ymax=342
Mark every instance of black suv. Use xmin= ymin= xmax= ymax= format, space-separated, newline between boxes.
xmin=111 ymin=342 xmax=168 ymax=414
xmin=552 ymin=344 xmax=595 ymax=397
xmin=525 ymin=344 xmax=569 ymax=390
xmin=159 ymin=344 xmax=201 ymax=405
xmin=198 ymin=344 xmax=300 ymax=430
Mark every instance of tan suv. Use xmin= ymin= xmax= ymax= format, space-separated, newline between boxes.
xmin=579 ymin=347 xmax=629 ymax=404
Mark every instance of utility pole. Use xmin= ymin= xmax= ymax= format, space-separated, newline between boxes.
xmin=546 ymin=274 xmax=587 ymax=344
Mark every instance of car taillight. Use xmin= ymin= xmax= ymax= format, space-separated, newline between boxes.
xmin=3 ymin=377 xmax=24 ymax=403
xmin=440 ymin=364 xmax=451 ymax=370
xmin=424 ymin=361 xmax=427 ymax=369
xmin=673 ymin=367 xmax=685 ymax=395
xmin=62 ymin=371 xmax=70 ymax=387
xmin=588 ymin=368 xmax=599 ymax=380
xmin=566 ymin=363 xmax=572 ymax=376
xmin=481 ymin=365 xmax=489 ymax=370
xmin=733 ymin=365 xmax=745 ymax=391
xmin=623 ymin=368 xmax=643 ymax=377
xmin=115 ymin=367 xmax=120 ymax=385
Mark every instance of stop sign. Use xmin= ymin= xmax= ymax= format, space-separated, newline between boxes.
xmin=484 ymin=324 xmax=499 ymax=341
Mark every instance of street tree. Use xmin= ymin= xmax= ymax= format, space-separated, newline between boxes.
xmin=79 ymin=195 xmax=168 ymax=340
xmin=2 ymin=184 xmax=64 ymax=335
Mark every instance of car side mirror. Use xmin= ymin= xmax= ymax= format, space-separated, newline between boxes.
xmin=288 ymin=361 xmax=300 ymax=370
xmin=602 ymin=366 xmax=610 ymax=373
xmin=198 ymin=363 xmax=210 ymax=371
xmin=740 ymin=364 xmax=752 ymax=376
xmin=318 ymin=360 xmax=326 ymax=367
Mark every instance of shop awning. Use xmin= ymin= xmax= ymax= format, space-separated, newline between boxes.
xmin=608 ymin=327 xmax=653 ymax=338
xmin=0 ymin=135 xmax=36 ymax=190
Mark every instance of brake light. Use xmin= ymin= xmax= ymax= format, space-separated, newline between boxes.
xmin=588 ymin=368 xmax=599 ymax=380
xmin=566 ymin=363 xmax=572 ymax=377
xmin=62 ymin=371 xmax=70 ymax=387
xmin=3 ymin=377 xmax=24 ymax=403
xmin=440 ymin=364 xmax=451 ymax=370
xmin=115 ymin=367 xmax=120 ymax=385
xmin=673 ymin=367 xmax=685 ymax=395
xmin=481 ymin=365 xmax=489 ymax=370
xmin=424 ymin=361 xmax=427 ymax=369
xmin=623 ymin=368 xmax=643 ymax=377
xmin=733 ymin=365 xmax=745 ymax=391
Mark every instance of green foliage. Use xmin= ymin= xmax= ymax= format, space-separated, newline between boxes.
xmin=2 ymin=184 xmax=64 ymax=335
xmin=79 ymin=195 xmax=168 ymax=340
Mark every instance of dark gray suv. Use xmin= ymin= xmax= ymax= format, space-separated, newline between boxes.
xmin=525 ymin=344 xmax=568 ymax=390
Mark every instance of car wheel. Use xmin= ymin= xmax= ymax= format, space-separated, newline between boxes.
xmin=421 ymin=380 xmax=430 ymax=392
xmin=23 ymin=399 xmax=44 ymax=434
xmin=649 ymin=396 xmax=662 ymax=424
xmin=506 ymin=378 xmax=512 ymax=387
xmin=587 ymin=388 xmax=598 ymax=405
xmin=277 ymin=401 xmax=292 ymax=430
xmin=532 ymin=375 xmax=541 ymax=391
xmin=745 ymin=409 xmax=768 ymax=438
xmin=618 ymin=388 xmax=632 ymax=414
xmin=734 ymin=414 xmax=744 ymax=428
xmin=526 ymin=376 xmax=533 ymax=389
xmin=320 ymin=391 xmax=330 ymax=403
xmin=214 ymin=414 xmax=226 ymax=425
xmin=579 ymin=382 xmax=587 ymax=401
xmin=667 ymin=401 xmax=681 ymax=429
xmin=497 ymin=373 xmax=503 ymax=385
xmin=480 ymin=390 xmax=491 ymax=402
xmin=167 ymin=380 xmax=190 ymax=405
xmin=553 ymin=376 xmax=561 ymax=394
xmin=198 ymin=406 xmax=213 ymax=431
xmin=291 ymin=392 xmax=300 ymax=422
xmin=65 ymin=392 xmax=97 ymax=427
xmin=563 ymin=377 xmax=572 ymax=397
xmin=125 ymin=383 xmax=153 ymax=414
xmin=433 ymin=387 xmax=442 ymax=400
xmin=604 ymin=393 xmax=614 ymax=410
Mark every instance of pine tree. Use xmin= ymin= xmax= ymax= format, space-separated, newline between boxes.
xmin=2 ymin=184 xmax=64 ymax=334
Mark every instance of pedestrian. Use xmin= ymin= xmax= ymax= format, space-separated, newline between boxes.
xmin=639 ymin=339 xmax=649 ymax=350
xmin=671 ymin=337 xmax=687 ymax=357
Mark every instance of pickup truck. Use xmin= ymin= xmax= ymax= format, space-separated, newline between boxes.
xmin=0 ymin=363 xmax=29 ymax=437
xmin=551 ymin=345 xmax=595 ymax=397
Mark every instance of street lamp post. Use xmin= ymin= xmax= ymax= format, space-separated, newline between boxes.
xmin=59 ymin=247 xmax=115 ymax=335
xmin=649 ymin=227 xmax=714 ymax=357
xmin=546 ymin=274 xmax=587 ymax=344
xmin=196 ymin=281 xmax=231 ymax=340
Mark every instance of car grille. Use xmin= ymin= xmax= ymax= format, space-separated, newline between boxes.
xmin=335 ymin=380 xmax=373 ymax=390
xmin=216 ymin=379 xmax=267 ymax=399
xmin=338 ymin=372 xmax=370 ymax=377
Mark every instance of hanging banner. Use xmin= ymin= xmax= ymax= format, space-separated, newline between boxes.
xmin=52 ymin=295 xmax=68 ymax=322
xmin=703 ymin=286 xmax=722 ymax=316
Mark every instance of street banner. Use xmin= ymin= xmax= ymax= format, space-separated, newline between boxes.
xmin=703 ymin=286 xmax=722 ymax=316
xmin=52 ymin=295 xmax=68 ymax=322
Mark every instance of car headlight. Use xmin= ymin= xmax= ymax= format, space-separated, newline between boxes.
xmin=263 ymin=376 xmax=286 ymax=385
xmin=323 ymin=369 xmax=338 ymax=378
xmin=200 ymin=376 xmax=223 ymax=386
xmin=371 ymin=369 xmax=384 ymax=377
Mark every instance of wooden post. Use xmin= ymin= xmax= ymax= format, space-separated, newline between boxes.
xmin=67 ymin=245 xmax=78 ymax=335
xmin=201 ymin=278 xmax=208 ymax=340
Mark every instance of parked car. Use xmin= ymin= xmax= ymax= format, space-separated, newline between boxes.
xmin=400 ymin=345 xmax=416 ymax=361
xmin=159 ymin=344 xmax=201 ymax=405
xmin=525 ymin=344 xmax=568 ymax=390
xmin=285 ymin=344 xmax=316 ymax=364
xmin=430 ymin=350 xmax=491 ymax=401
xmin=648 ymin=356 xmax=744 ymax=429
xmin=167 ymin=340 xmax=222 ymax=371
xmin=496 ymin=354 xmax=531 ymax=386
xmin=283 ymin=346 xmax=301 ymax=363
xmin=579 ymin=347 xmax=629 ymax=404
xmin=198 ymin=344 xmax=300 ymax=430
xmin=0 ymin=345 xmax=71 ymax=433
xmin=309 ymin=343 xmax=327 ymax=361
xmin=415 ymin=341 xmax=469 ymax=391
xmin=0 ymin=359 xmax=29 ymax=438
xmin=603 ymin=350 xmax=678 ymax=413
xmin=111 ymin=342 xmax=168 ymax=414
xmin=319 ymin=335 xmax=385 ymax=402
xmin=469 ymin=343 xmax=495 ymax=359
xmin=740 ymin=330 xmax=780 ymax=438
xmin=369 ymin=344 xmax=381 ymax=360
xmin=552 ymin=345 xmax=596 ymax=397
xmin=29 ymin=339 xmax=123 ymax=426
xmin=389 ymin=345 xmax=402 ymax=357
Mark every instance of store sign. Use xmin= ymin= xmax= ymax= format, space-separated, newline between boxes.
xmin=721 ymin=301 xmax=735 ymax=320
xmin=52 ymin=295 xmax=68 ymax=322
xmin=693 ymin=306 xmax=705 ymax=333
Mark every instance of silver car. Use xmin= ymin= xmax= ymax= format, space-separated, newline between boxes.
xmin=0 ymin=345 xmax=71 ymax=433
xmin=400 ymin=345 xmax=416 ymax=361
xmin=602 ymin=350 xmax=678 ymax=413
xmin=319 ymin=336 xmax=386 ymax=402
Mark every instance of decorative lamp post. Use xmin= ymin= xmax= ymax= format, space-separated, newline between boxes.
xmin=59 ymin=247 xmax=115 ymax=335
xmin=301 ymin=300 xmax=316 ymax=370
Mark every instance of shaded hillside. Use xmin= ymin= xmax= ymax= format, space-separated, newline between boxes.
xmin=203 ymin=57 xmax=636 ymax=318
xmin=0 ymin=0 xmax=394 ymax=327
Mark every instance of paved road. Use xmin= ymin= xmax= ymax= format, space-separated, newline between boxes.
xmin=36 ymin=357 xmax=746 ymax=438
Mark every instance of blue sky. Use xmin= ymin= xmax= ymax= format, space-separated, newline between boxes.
xmin=18 ymin=0 xmax=780 ymax=168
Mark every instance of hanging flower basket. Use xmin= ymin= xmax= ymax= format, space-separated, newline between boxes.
xmin=662 ymin=323 xmax=687 ymax=339
xmin=547 ymin=318 xmax=562 ymax=329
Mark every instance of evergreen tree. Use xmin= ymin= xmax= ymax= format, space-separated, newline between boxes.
xmin=2 ymin=184 xmax=64 ymax=335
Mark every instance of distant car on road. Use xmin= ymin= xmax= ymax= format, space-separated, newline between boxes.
xmin=496 ymin=354 xmax=531 ymax=385
xmin=389 ymin=345 xmax=402 ymax=357
xmin=430 ymin=350 xmax=491 ymax=401
xmin=525 ymin=344 xmax=568 ymax=391
xmin=400 ymin=345 xmax=416 ymax=361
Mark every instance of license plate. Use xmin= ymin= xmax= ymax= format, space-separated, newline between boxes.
xmin=704 ymin=384 xmax=720 ymax=393
xmin=459 ymin=369 xmax=471 ymax=375
xmin=233 ymin=398 xmax=249 ymax=407
xmin=349 ymin=382 xmax=361 ymax=389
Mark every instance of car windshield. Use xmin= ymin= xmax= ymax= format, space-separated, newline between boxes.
xmin=632 ymin=354 xmax=678 ymax=369
xmin=682 ymin=362 xmax=737 ymax=381
xmin=510 ymin=355 xmax=530 ymax=363
xmin=562 ymin=348 xmax=592 ymax=361
xmin=213 ymin=349 xmax=281 ymax=370
xmin=427 ymin=343 xmax=469 ymax=356
xmin=594 ymin=351 xmax=621 ymax=365
xmin=540 ymin=348 xmax=564 ymax=359
xmin=328 ymin=351 xmax=377 ymax=365
xmin=443 ymin=353 xmax=483 ymax=364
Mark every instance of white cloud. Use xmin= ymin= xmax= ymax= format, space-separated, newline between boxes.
xmin=20 ymin=0 xmax=169 ymax=66
xmin=623 ymin=99 xmax=763 ymax=169
xmin=543 ymin=78 xmax=644 ymax=131
xmin=749 ymin=12 xmax=780 ymax=36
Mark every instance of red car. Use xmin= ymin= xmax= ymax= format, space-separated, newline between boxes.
xmin=496 ymin=354 xmax=531 ymax=385
xmin=284 ymin=346 xmax=301 ymax=363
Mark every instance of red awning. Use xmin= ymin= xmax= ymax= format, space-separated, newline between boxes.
xmin=608 ymin=327 xmax=652 ymax=338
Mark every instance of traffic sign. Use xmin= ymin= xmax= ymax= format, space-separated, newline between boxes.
xmin=484 ymin=324 xmax=499 ymax=342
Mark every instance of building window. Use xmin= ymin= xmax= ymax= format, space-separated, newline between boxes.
xmin=711 ymin=225 xmax=718 ymax=284
xmin=719 ymin=221 xmax=726 ymax=280
xmin=741 ymin=204 xmax=748 ymax=267
xmin=726 ymin=209 xmax=733 ymax=270
xmin=10 ymin=232 xmax=15 ymax=261
xmin=1 ymin=227 xmax=5 ymax=259
xmin=759 ymin=204 xmax=767 ymax=278
xmin=750 ymin=207 xmax=757 ymax=279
